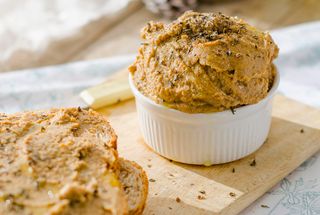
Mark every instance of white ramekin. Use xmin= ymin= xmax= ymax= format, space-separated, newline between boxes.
xmin=129 ymin=72 xmax=280 ymax=165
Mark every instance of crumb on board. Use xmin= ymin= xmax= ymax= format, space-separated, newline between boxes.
xmin=229 ymin=192 xmax=236 ymax=197
xmin=147 ymin=164 xmax=152 ymax=168
xmin=176 ymin=197 xmax=181 ymax=203
xmin=199 ymin=190 xmax=206 ymax=195
xmin=149 ymin=179 xmax=156 ymax=182
xmin=261 ymin=204 xmax=270 ymax=208
xmin=250 ymin=159 xmax=256 ymax=166
xmin=197 ymin=195 xmax=206 ymax=200
xmin=300 ymin=128 xmax=304 ymax=133
xmin=230 ymin=107 xmax=236 ymax=115
xmin=232 ymin=168 xmax=235 ymax=173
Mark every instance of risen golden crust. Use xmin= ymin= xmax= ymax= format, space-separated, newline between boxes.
xmin=130 ymin=11 xmax=279 ymax=113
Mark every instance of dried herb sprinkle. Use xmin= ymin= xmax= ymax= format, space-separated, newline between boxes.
xmin=250 ymin=159 xmax=256 ymax=167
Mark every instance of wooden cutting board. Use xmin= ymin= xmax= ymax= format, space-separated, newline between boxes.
xmin=97 ymin=95 xmax=320 ymax=215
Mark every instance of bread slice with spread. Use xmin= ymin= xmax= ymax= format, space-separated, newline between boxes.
xmin=0 ymin=108 xmax=148 ymax=215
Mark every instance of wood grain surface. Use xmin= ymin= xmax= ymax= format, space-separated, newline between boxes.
xmin=96 ymin=95 xmax=320 ymax=214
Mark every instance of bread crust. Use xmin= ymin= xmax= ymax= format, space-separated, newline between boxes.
xmin=118 ymin=158 xmax=149 ymax=215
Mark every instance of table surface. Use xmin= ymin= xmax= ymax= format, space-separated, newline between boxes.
xmin=2 ymin=0 xmax=320 ymax=72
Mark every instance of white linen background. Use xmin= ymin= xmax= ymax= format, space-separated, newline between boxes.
xmin=0 ymin=0 xmax=137 ymax=71
xmin=0 ymin=20 xmax=320 ymax=215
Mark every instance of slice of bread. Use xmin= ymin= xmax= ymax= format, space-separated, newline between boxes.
xmin=118 ymin=158 xmax=148 ymax=215
xmin=0 ymin=108 xmax=128 ymax=215
xmin=0 ymin=108 xmax=149 ymax=215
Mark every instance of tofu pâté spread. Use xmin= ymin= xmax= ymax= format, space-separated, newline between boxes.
xmin=129 ymin=11 xmax=279 ymax=113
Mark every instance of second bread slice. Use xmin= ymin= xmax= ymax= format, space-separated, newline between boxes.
xmin=118 ymin=158 xmax=149 ymax=215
